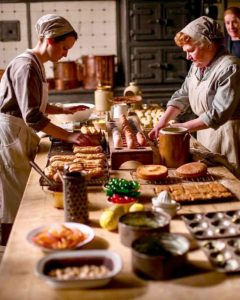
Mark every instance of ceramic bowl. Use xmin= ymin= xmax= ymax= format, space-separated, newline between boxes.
xmin=27 ymin=222 xmax=95 ymax=252
xmin=118 ymin=210 xmax=170 ymax=247
xmin=131 ymin=232 xmax=190 ymax=280
xmin=54 ymin=103 xmax=95 ymax=122
xmin=35 ymin=250 xmax=122 ymax=289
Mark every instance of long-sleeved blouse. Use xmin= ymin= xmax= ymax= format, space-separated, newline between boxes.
xmin=0 ymin=50 xmax=50 ymax=131
xmin=167 ymin=49 xmax=240 ymax=129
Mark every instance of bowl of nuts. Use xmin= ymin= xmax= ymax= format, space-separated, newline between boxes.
xmin=35 ymin=250 xmax=122 ymax=289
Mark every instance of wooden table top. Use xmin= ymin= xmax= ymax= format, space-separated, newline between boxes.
xmin=1 ymin=138 xmax=240 ymax=300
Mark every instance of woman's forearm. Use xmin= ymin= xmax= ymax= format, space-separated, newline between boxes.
xmin=173 ymin=117 xmax=208 ymax=132
xmin=162 ymin=106 xmax=182 ymax=124
xmin=41 ymin=122 xmax=71 ymax=141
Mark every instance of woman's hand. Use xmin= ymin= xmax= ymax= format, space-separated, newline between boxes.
xmin=148 ymin=106 xmax=182 ymax=140
xmin=148 ymin=119 xmax=167 ymax=140
xmin=67 ymin=132 xmax=97 ymax=146
xmin=63 ymin=105 xmax=89 ymax=114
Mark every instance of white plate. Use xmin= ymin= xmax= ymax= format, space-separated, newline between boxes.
xmin=27 ymin=222 xmax=95 ymax=252
xmin=35 ymin=250 xmax=122 ymax=289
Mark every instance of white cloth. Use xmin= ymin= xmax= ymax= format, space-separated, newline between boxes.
xmin=188 ymin=55 xmax=240 ymax=166
xmin=180 ymin=16 xmax=223 ymax=45
xmin=0 ymin=114 xmax=40 ymax=223
xmin=35 ymin=14 xmax=75 ymax=38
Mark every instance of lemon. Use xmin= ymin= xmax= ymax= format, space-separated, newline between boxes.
xmin=129 ymin=203 xmax=145 ymax=212
xmin=108 ymin=204 xmax=125 ymax=216
xmin=99 ymin=210 xmax=119 ymax=231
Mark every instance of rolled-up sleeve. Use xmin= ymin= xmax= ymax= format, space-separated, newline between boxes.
xmin=167 ymin=67 xmax=193 ymax=113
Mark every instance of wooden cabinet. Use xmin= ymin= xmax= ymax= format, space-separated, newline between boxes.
xmin=120 ymin=0 xmax=195 ymax=103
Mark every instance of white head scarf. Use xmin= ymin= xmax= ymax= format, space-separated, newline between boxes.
xmin=180 ymin=16 xmax=223 ymax=44
xmin=35 ymin=14 xmax=76 ymax=38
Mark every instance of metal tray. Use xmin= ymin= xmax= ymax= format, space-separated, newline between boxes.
xmin=199 ymin=237 xmax=240 ymax=273
xmin=131 ymin=170 xmax=216 ymax=185
xmin=40 ymin=138 xmax=110 ymax=187
xmin=182 ymin=210 xmax=240 ymax=240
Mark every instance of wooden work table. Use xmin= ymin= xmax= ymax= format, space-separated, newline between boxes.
xmin=1 ymin=138 xmax=240 ymax=300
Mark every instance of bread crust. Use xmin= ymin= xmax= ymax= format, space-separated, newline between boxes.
xmin=73 ymin=145 xmax=103 ymax=154
xmin=136 ymin=165 xmax=168 ymax=180
xmin=155 ymin=182 xmax=233 ymax=202
xmin=176 ymin=162 xmax=208 ymax=178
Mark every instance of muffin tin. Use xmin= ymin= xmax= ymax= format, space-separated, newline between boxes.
xmin=182 ymin=210 xmax=240 ymax=273
xmin=182 ymin=210 xmax=240 ymax=240
xmin=200 ymin=238 xmax=240 ymax=272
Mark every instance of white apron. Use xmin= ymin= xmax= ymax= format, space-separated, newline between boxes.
xmin=188 ymin=56 xmax=240 ymax=166
xmin=0 ymin=52 xmax=48 ymax=223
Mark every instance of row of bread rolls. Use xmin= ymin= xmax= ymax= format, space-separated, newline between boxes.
xmin=119 ymin=114 xmax=138 ymax=149
xmin=44 ymin=146 xmax=105 ymax=182
xmin=117 ymin=114 xmax=147 ymax=149
xmin=112 ymin=128 xmax=123 ymax=148
xmin=74 ymin=125 xmax=101 ymax=135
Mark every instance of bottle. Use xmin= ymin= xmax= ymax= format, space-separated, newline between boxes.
xmin=94 ymin=83 xmax=113 ymax=112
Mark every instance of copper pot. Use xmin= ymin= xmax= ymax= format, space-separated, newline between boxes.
xmin=55 ymin=79 xmax=79 ymax=91
xmin=53 ymin=61 xmax=80 ymax=90
xmin=81 ymin=55 xmax=115 ymax=89
xmin=53 ymin=61 xmax=78 ymax=81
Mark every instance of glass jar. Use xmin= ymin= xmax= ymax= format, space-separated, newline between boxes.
xmin=94 ymin=84 xmax=113 ymax=112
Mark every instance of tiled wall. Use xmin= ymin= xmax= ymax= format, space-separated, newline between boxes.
xmin=0 ymin=1 xmax=117 ymax=77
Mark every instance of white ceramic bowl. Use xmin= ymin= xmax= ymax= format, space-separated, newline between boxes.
xmin=35 ymin=250 xmax=122 ymax=289
xmin=27 ymin=222 xmax=95 ymax=252
xmin=54 ymin=103 xmax=95 ymax=122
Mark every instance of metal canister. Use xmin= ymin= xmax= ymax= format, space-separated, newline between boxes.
xmin=94 ymin=84 xmax=113 ymax=112
xmin=63 ymin=171 xmax=89 ymax=224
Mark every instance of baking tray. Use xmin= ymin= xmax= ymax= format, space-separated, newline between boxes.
xmin=131 ymin=169 xmax=216 ymax=185
xmin=40 ymin=139 xmax=110 ymax=187
xmin=153 ymin=180 xmax=235 ymax=205
xmin=107 ymin=118 xmax=153 ymax=170
xmin=199 ymin=237 xmax=240 ymax=273
xmin=182 ymin=210 xmax=240 ymax=240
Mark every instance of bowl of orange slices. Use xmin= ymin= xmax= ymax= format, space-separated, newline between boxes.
xmin=27 ymin=222 xmax=94 ymax=252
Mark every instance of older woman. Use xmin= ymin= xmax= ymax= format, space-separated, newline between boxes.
xmin=149 ymin=16 xmax=240 ymax=168
xmin=224 ymin=7 xmax=240 ymax=58
xmin=0 ymin=14 xmax=93 ymax=245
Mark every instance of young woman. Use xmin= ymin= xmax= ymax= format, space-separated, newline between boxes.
xmin=224 ymin=7 xmax=240 ymax=58
xmin=149 ymin=16 xmax=240 ymax=169
xmin=0 ymin=14 xmax=92 ymax=245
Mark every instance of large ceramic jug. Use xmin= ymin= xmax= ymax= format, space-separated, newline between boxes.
xmin=158 ymin=127 xmax=190 ymax=168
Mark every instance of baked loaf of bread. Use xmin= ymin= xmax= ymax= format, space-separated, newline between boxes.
xmin=73 ymin=145 xmax=103 ymax=154
xmin=155 ymin=182 xmax=233 ymax=203
xmin=136 ymin=165 xmax=168 ymax=180
xmin=176 ymin=162 xmax=208 ymax=178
